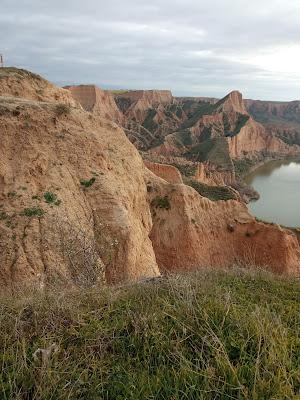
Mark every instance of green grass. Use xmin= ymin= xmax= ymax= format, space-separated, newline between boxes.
xmin=187 ymin=179 xmax=236 ymax=201
xmin=2 ymin=269 xmax=300 ymax=399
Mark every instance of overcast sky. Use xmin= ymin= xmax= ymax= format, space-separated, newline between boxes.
xmin=2 ymin=0 xmax=300 ymax=100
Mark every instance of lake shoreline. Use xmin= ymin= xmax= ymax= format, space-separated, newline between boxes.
xmin=243 ymin=157 xmax=300 ymax=228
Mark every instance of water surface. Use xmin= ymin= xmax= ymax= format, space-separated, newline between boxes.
xmin=245 ymin=159 xmax=300 ymax=228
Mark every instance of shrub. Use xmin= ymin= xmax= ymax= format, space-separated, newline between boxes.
xmin=21 ymin=207 xmax=45 ymax=217
xmin=151 ymin=195 xmax=171 ymax=210
xmin=55 ymin=104 xmax=70 ymax=116
xmin=44 ymin=191 xmax=57 ymax=204
xmin=80 ymin=177 xmax=96 ymax=188
xmin=187 ymin=179 xmax=236 ymax=201
xmin=0 ymin=211 xmax=8 ymax=220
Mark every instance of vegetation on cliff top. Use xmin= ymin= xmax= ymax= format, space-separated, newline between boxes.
xmin=2 ymin=268 xmax=300 ymax=399
xmin=187 ymin=179 xmax=237 ymax=201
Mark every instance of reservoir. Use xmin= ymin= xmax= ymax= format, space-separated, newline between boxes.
xmin=245 ymin=159 xmax=300 ymax=228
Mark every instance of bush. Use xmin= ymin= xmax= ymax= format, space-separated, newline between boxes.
xmin=55 ymin=104 xmax=70 ymax=116
xmin=21 ymin=207 xmax=45 ymax=217
xmin=187 ymin=179 xmax=236 ymax=201
xmin=80 ymin=177 xmax=96 ymax=188
xmin=151 ymin=195 xmax=171 ymax=210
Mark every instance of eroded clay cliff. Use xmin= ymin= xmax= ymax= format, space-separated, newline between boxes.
xmin=65 ymin=85 xmax=124 ymax=123
xmin=0 ymin=96 xmax=159 ymax=287
xmin=1 ymin=68 xmax=300 ymax=290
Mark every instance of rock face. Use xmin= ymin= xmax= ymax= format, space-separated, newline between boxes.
xmin=144 ymin=161 xmax=183 ymax=184
xmin=0 ymin=95 xmax=159 ymax=288
xmin=245 ymin=99 xmax=300 ymax=125
xmin=227 ymin=118 xmax=298 ymax=159
xmin=65 ymin=85 xmax=124 ymax=123
xmin=115 ymin=90 xmax=183 ymax=150
xmin=146 ymin=171 xmax=300 ymax=275
xmin=0 ymin=67 xmax=78 ymax=106
xmin=245 ymin=99 xmax=300 ymax=147
xmin=1 ymin=68 xmax=300 ymax=289
xmin=194 ymin=162 xmax=236 ymax=186
xmin=116 ymin=90 xmax=174 ymax=115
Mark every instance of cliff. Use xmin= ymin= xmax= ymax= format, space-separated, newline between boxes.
xmin=245 ymin=98 xmax=300 ymax=147
xmin=194 ymin=162 xmax=236 ymax=186
xmin=1 ymin=68 xmax=300 ymax=289
xmin=65 ymin=84 xmax=124 ymax=123
xmin=0 ymin=94 xmax=159 ymax=287
xmin=144 ymin=161 xmax=183 ymax=184
xmin=245 ymin=99 xmax=300 ymax=125
xmin=147 ymin=169 xmax=300 ymax=275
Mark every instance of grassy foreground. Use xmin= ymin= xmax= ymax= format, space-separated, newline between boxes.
xmin=1 ymin=269 xmax=300 ymax=399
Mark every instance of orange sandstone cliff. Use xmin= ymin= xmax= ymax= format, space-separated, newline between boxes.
xmin=65 ymin=84 xmax=124 ymax=123
xmin=1 ymin=68 xmax=300 ymax=290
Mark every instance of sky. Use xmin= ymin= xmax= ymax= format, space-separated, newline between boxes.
xmin=1 ymin=0 xmax=300 ymax=100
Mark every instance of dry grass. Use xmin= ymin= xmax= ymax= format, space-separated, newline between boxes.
xmin=1 ymin=268 xmax=300 ymax=399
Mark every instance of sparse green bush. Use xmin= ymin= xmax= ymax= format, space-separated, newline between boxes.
xmin=151 ymin=195 xmax=171 ymax=210
xmin=21 ymin=207 xmax=45 ymax=217
xmin=0 ymin=211 xmax=8 ymax=220
xmin=80 ymin=177 xmax=96 ymax=188
xmin=187 ymin=179 xmax=236 ymax=201
xmin=55 ymin=103 xmax=70 ymax=116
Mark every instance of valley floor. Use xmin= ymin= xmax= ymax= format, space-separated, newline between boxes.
xmin=1 ymin=268 xmax=300 ymax=399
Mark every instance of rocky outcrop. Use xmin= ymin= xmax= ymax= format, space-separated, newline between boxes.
xmin=245 ymin=99 xmax=300 ymax=147
xmin=0 ymin=67 xmax=79 ymax=107
xmin=0 ymin=96 xmax=160 ymax=288
xmin=147 ymin=172 xmax=300 ymax=275
xmin=245 ymin=99 xmax=300 ymax=125
xmin=65 ymin=85 xmax=124 ymax=123
xmin=144 ymin=161 xmax=183 ymax=184
xmin=228 ymin=118 xmax=300 ymax=159
xmin=116 ymin=90 xmax=174 ymax=115
xmin=115 ymin=90 xmax=183 ymax=150
xmin=194 ymin=162 xmax=236 ymax=186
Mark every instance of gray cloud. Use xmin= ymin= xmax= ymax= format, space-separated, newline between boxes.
xmin=1 ymin=0 xmax=300 ymax=100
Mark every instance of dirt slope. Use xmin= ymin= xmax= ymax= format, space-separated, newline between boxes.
xmin=0 ymin=67 xmax=78 ymax=106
